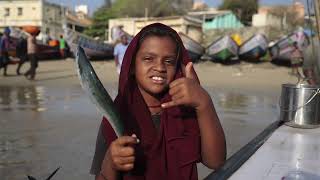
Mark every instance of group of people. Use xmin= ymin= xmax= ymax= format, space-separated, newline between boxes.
xmin=0 ymin=27 xmax=39 ymax=80
xmin=0 ymin=27 xmax=69 ymax=80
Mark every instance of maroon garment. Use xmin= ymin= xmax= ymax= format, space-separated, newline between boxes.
xmin=101 ymin=23 xmax=201 ymax=180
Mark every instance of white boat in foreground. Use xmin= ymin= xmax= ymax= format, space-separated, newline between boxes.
xmin=229 ymin=125 xmax=320 ymax=180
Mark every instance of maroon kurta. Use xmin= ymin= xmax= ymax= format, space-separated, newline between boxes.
xmin=101 ymin=23 xmax=201 ymax=180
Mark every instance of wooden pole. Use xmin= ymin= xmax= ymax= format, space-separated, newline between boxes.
xmin=314 ymin=0 xmax=320 ymax=42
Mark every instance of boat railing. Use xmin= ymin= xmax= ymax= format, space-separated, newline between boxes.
xmin=204 ymin=120 xmax=283 ymax=180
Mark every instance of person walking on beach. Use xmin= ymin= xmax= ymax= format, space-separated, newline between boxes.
xmin=16 ymin=36 xmax=28 ymax=75
xmin=113 ymin=34 xmax=128 ymax=74
xmin=290 ymin=42 xmax=304 ymax=79
xmin=24 ymin=34 xmax=38 ymax=80
xmin=0 ymin=27 xmax=11 ymax=76
xmin=90 ymin=23 xmax=226 ymax=180
xmin=59 ymin=35 xmax=66 ymax=59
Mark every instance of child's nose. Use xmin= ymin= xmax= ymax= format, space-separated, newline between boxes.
xmin=153 ymin=60 xmax=166 ymax=72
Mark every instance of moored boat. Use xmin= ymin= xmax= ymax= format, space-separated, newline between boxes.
xmin=270 ymin=30 xmax=309 ymax=62
xmin=239 ymin=34 xmax=268 ymax=61
xmin=178 ymin=32 xmax=205 ymax=63
xmin=207 ymin=36 xmax=238 ymax=62
xmin=64 ymin=28 xmax=114 ymax=60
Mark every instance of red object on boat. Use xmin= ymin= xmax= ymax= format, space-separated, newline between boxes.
xmin=49 ymin=40 xmax=59 ymax=47
xmin=22 ymin=26 xmax=40 ymax=35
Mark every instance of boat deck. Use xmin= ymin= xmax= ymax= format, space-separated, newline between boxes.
xmin=229 ymin=125 xmax=320 ymax=180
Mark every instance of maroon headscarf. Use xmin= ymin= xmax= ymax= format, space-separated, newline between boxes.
xmin=101 ymin=23 xmax=201 ymax=180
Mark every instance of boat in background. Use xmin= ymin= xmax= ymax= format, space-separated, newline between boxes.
xmin=239 ymin=34 xmax=268 ymax=61
xmin=178 ymin=32 xmax=205 ymax=63
xmin=269 ymin=30 xmax=309 ymax=62
xmin=64 ymin=28 xmax=114 ymax=60
xmin=207 ymin=36 xmax=238 ymax=62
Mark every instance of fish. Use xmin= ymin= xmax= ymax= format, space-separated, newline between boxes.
xmin=27 ymin=167 xmax=60 ymax=180
xmin=75 ymin=45 xmax=124 ymax=137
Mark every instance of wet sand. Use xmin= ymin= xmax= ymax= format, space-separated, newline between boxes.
xmin=0 ymin=59 xmax=297 ymax=179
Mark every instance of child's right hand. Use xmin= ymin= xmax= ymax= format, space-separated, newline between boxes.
xmin=104 ymin=134 xmax=139 ymax=172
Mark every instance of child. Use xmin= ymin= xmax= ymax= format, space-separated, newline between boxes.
xmin=90 ymin=23 xmax=226 ymax=180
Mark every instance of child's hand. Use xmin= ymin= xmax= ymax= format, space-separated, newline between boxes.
xmin=103 ymin=134 xmax=139 ymax=172
xmin=161 ymin=62 xmax=210 ymax=111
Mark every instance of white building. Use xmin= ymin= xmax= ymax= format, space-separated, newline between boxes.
xmin=75 ymin=5 xmax=88 ymax=15
xmin=0 ymin=0 xmax=91 ymax=40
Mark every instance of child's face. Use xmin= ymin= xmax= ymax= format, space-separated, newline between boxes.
xmin=135 ymin=35 xmax=178 ymax=98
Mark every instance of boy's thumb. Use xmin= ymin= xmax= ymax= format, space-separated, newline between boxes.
xmin=185 ymin=62 xmax=196 ymax=80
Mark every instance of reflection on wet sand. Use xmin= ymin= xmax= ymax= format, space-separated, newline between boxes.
xmin=0 ymin=86 xmax=46 ymax=112
xmin=0 ymin=84 xmax=279 ymax=180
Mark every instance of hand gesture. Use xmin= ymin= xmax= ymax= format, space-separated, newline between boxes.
xmin=161 ymin=62 xmax=210 ymax=110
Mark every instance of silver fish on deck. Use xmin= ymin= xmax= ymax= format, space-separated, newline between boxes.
xmin=75 ymin=46 xmax=124 ymax=137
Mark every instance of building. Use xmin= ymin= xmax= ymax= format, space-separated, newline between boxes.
xmin=188 ymin=10 xmax=244 ymax=30
xmin=0 ymin=0 xmax=91 ymax=40
xmin=75 ymin=5 xmax=89 ymax=15
xmin=253 ymin=1 xmax=305 ymax=27
xmin=252 ymin=14 xmax=282 ymax=27
xmin=192 ymin=1 xmax=208 ymax=11
xmin=108 ymin=16 xmax=203 ymax=43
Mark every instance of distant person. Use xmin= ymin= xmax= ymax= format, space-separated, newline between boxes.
xmin=16 ymin=36 xmax=28 ymax=75
xmin=113 ymin=34 xmax=128 ymax=74
xmin=111 ymin=25 xmax=124 ymax=45
xmin=302 ymin=36 xmax=317 ymax=85
xmin=0 ymin=27 xmax=11 ymax=76
xmin=24 ymin=34 xmax=38 ymax=80
xmin=59 ymin=35 xmax=66 ymax=59
xmin=290 ymin=42 xmax=304 ymax=80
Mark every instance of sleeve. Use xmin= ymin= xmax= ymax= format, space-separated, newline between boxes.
xmin=114 ymin=45 xmax=119 ymax=57
xmin=90 ymin=123 xmax=108 ymax=175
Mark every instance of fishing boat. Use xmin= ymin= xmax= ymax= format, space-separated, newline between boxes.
xmin=238 ymin=34 xmax=268 ymax=61
xmin=64 ymin=28 xmax=114 ymax=60
xmin=178 ymin=32 xmax=205 ymax=63
xmin=269 ymin=30 xmax=309 ymax=62
xmin=207 ymin=36 xmax=238 ymax=62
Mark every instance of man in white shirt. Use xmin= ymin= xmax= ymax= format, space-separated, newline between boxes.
xmin=113 ymin=34 xmax=128 ymax=74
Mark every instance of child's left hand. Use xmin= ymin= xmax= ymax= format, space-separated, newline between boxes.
xmin=161 ymin=62 xmax=210 ymax=111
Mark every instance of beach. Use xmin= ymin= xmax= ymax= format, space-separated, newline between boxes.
xmin=0 ymin=59 xmax=298 ymax=179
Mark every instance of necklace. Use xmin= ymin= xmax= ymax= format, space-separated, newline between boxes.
xmin=152 ymin=110 xmax=162 ymax=116
xmin=147 ymin=104 xmax=162 ymax=108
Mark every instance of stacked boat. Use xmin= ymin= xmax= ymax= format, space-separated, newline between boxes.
xmin=62 ymin=27 xmax=312 ymax=64
xmin=178 ymin=32 xmax=205 ymax=63
xmin=207 ymin=36 xmax=239 ymax=62
xmin=269 ymin=30 xmax=309 ymax=62
xmin=238 ymin=34 xmax=269 ymax=61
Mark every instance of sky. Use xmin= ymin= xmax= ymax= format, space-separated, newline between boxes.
xmin=48 ymin=0 xmax=299 ymax=16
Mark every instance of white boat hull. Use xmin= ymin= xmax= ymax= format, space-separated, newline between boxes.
xmin=229 ymin=125 xmax=320 ymax=180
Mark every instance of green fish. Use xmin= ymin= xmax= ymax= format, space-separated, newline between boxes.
xmin=75 ymin=46 xmax=124 ymax=137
